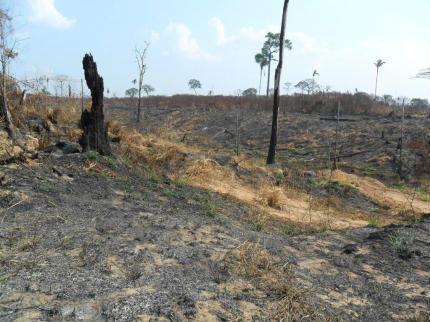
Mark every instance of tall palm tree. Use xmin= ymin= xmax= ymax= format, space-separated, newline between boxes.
xmin=260 ymin=34 xmax=292 ymax=97
xmin=374 ymin=59 xmax=386 ymax=98
xmin=255 ymin=52 xmax=268 ymax=96
xmin=312 ymin=69 xmax=319 ymax=77
xmin=312 ymin=69 xmax=319 ymax=94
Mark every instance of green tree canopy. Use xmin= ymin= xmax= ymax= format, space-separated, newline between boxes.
xmin=259 ymin=32 xmax=292 ymax=96
xmin=125 ymin=87 xmax=138 ymax=98
xmin=242 ymin=88 xmax=257 ymax=97
xmin=142 ymin=84 xmax=155 ymax=96
xmin=262 ymin=32 xmax=292 ymax=58
xmin=188 ymin=79 xmax=202 ymax=94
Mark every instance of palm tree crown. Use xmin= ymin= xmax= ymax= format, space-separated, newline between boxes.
xmin=255 ymin=53 xmax=268 ymax=68
xmin=374 ymin=59 xmax=386 ymax=69
xmin=374 ymin=59 xmax=386 ymax=98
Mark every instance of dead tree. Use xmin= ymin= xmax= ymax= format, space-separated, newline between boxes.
xmin=135 ymin=42 xmax=149 ymax=123
xmin=398 ymin=99 xmax=405 ymax=176
xmin=0 ymin=9 xmax=18 ymax=139
xmin=267 ymin=0 xmax=289 ymax=164
xmin=79 ymin=54 xmax=111 ymax=155
xmin=333 ymin=102 xmax=341 ymax=169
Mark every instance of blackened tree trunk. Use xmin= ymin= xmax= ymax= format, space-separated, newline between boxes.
xmin=79 ymin=54 xmax=111 ymax=155
xmin=267 ymin=0 xmax=289 ymax=164
xmin=0 ymin=94 xmax=16 ymax=138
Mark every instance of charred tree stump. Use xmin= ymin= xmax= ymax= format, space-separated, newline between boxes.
xmin=79 ymin=54 xmax=111 ymax=155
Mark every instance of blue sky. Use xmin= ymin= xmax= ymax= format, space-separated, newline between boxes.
xmin=6 ymin=0 xmax=430 ymax=99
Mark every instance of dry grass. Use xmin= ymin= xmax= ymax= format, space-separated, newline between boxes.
xmin=118 ymin=129 xmax=190 ymax=171
xmin=83 ymin=160 xmax=118 ymax=178
xmin=224 ymin=242 xmax=334 ymax=321
xmin=231 ymin=154 xmax=266 ymax=173
xmin=0 ymin=129 xmax=13 ymax=159
xmin=107 ymin=120 xmax=123 ymax=137
xmin=11 ymin=98 xmax=81 ymax=129
xmin=226 ymin=243 xmax=274 ymax=279
xmin=246 ymin=207 xmax=270 ymax=231
xmin=37 ymin=134 xmax=50 ymax=151
xmin=17 ymin=237 xmax=39 ymax=251
xmin=105 ymin=93 xmax=396 ymax=116
xmin=185 ymin=158 xmax=233 ymax=181
xmin=258 ymin=187 xmax=284 ymax=209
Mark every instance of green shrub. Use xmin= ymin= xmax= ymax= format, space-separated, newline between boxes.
xmin=84 ymin=151 xmax=98 ymax=161
xmin=367 ymin=218 xmax=380 ymax=228
xmin=162 ymin=188 xmax=177 ymax=198
xmin=103 ymin=156 xmax=117 ymax=169
xmin=174 ymin=177 xmax=188 ymax=188
xmin=207 ymin=202 xmax=217 ymax=217
xmin=307 ymin=176 xmax=317 ymax=187
xmin=275 ymin=170 xmax=285 ymax=185
xmin=147 ymin=169 xmax=160 ymax=182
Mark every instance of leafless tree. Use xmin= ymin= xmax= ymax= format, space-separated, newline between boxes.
xmin=55 ymin=75 xmax=68 ymax=97
xmin=414 ymin=67 xmax=430 ymax=170
xmin=333 ymin=102 xmax=341 ymax=169
xmin=135 ymin=42 xmax=150 ymax=123
xmin=0 ymin=8 xmax=18 ymax=139
xmin=398 ymin=99 xmax=405 ymax=176
xmin=267 ymin=0 xmax=290 ymax=164
xmin=284 ymin=82 xmax=292 ymax=94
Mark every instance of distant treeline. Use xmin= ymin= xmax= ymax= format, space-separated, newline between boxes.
xmin=104 ymin=93 xmax=428 ymax=116
xmin=23 ymin=92 xmax=428 ymax=117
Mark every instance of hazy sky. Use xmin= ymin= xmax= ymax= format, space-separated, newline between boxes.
xmin=6 ymin=0 xmax=430 ymax=99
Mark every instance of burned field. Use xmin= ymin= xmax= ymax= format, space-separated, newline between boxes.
xmin=2 ymin=81 xmax=430 ymax=322
xmin=0 ymin=148 xmax=429 ymax=321
xmin=109 ymin=100 xmax=429 ymax=187
xmin=1 ymin=0 xmax=429 ymax=319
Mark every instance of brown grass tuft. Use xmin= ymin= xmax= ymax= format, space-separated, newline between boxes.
xmin=258 ymin=187 xmax=284 ymax=209
xmin=119 ymin=130 xmax=190 ymax=171
xmin=107 ymin=120 xmax=123 ymax=137
xmin=224 ymin=242 xmax=332 ymax=321
xmin=226 ymin=242 xmax=274 ymax=279
xmin=37 ymin=134 xmax=51 ymax=151
xmin=185 ymin=159 xmax=233 ymax=181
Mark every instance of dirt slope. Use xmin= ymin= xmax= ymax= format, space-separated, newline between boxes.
xmin=325 ymin=170 xmax=430 ymax=214
xmin=1 ymin=153 xmax=429 ymax=321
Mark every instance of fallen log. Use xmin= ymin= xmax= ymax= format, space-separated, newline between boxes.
xmin=330 ymin=149 xmax=371 ymax=160
xmin=0 ymin=152 xmax=38 ymax=165
xmin=319 ymin=117 xmax=360 ymax=122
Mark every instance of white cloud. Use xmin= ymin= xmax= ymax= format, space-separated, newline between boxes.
xmin=28 ymin=0 xmax=75 ymax=29
xmin=150 ymin=31 xmax=160 ymax=43
xmin=236 ymin=24 xmax=278 ymax=42
xmin=166 ymin=23 xmax=217 ymax=61
xmin=209 ymin=17 xmax=278 ymax=45
xmin=287 ymin=32 xmax=330 ymax=55
xmin=207 ymin=18 xmax=332 ymax=58
xmin=208 ymin=17 xmax=226 ymax=45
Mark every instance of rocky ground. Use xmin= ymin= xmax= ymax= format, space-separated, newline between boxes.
xmin=1 ymin=147 xmax=429 ymax=321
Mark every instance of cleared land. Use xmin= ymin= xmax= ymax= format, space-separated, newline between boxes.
xmin=0 ymin=98 xmax=429 ymax=321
